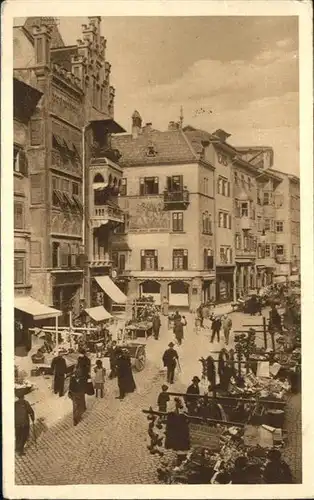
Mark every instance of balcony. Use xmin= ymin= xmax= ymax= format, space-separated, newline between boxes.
xmin=256 ymin=257 xmax=276 ymax=268
xmin=91 ymin=203 xmax=124 ymax=229
xmin=163 ymin=189 xmax=190 ymax=210
xmin=240 ymin=216 xmax=252 ymax=231
xmin=235 ymin=248 xmax=256 ymax=261
xmin=90 ymin=253 xmax=112 ymax=268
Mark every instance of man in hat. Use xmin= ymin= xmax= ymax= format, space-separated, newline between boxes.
xmin=51 ymin=350 xmax=67 ymax=397
xmin=15 ymin=393 xmax=35 ymax=455
xmin=185 ymin=376 xmax=201 ymax=414
xmin=162 ymin=342 xmax=179 ymax=384
xmin=222 ymin=313 xmax=232 ymax=346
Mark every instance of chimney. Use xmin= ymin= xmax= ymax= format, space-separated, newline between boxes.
xmin=143 ymin=122 xmax=152 ymax=134
xmin=132 ymin=110 xmax=142 ymax=139
xmin=168 ymin=121 xmax=179 ymax=131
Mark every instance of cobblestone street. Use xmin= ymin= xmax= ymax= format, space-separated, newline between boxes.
xmin=15 ymin=310 xmax=302 ymax=485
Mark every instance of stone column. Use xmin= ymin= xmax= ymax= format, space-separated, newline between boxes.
xmin=160 ymin=280 xmax=169 ymax=301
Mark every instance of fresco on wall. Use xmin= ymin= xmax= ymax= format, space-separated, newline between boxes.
xmin=128 ymin=198 xmax=170 ymax=231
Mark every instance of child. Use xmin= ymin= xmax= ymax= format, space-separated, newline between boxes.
xmin=94 ymin=359 xmax=106 ymax=398
xmin=157 ymin=384 xmax=170 ymax=412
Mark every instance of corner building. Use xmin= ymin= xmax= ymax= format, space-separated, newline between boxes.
xmin=13 ymin=17 xmax=125 ymax=323
xmin=112 ymin=115 xmax=216 ymax=311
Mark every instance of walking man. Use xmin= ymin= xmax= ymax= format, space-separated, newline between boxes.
xmin=222 ymin=314 xmax=232 ymax=346
xmin=152 ymin=313 xmax=161 ymax=340
xmin=15 ymin=393 xmax=35 ymax=455
xmin=162 ymin=342 xmax=179 ymax=384
xmin=210 ymin=315 xmax=222 ymax=343
xmin=51 ymin=350 xmax=67 ymax=397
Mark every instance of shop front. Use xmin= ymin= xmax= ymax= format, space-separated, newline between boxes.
xmin=51 ymin=271 xmax=83 ymax=326
xmin=14 ymin=296 xmax=61 ymax=353
xmin=215 ymin=267 xmax=234 ymax=303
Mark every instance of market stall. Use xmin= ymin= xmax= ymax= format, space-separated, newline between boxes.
xmin=123 ymin=297 xmax=159 ymax=340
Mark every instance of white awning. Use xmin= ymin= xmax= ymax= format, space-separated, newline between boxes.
xmin=14 ymin=297 xmax=62 ymax=320
xmin=169 ymin=293 xmax=189 ymax=307
xmin=274 ymin=276 xmax=287 ymax=284
xmin=84 ymin=306 xmax=112 ymax=322
xmin=95 ymin=276 xmax=127 ymax=304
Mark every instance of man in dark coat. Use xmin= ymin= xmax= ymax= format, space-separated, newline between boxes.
xmin=263 ymin=448 xmax=293 ymax=484
xmin=77 ymin=349 xmax=91 ymax=381
xmin=210 ymin=316 xmax=222 ymax=343
xmin=15 ymin=393 xmax=35 ymax=455
xmin=108 ymin=341 xmax=121 ymax=378
xmin=162 ymin=342 xmax=179 ymax=384
xmin=185 ymin=376 xmax=200 ymax=414
xmin=269 ymin=304 xmax=282 ymax=333
xmin=152 ymin=313 xmax=161 ymax=340
xmin=51 ymin=350 xmax=67 ymax=397
xmin=116 ymin=348 xmax=136 ymax=400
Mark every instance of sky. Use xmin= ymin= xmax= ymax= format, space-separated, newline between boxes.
xmin=16 ymin=16 xmax=299 ymax=175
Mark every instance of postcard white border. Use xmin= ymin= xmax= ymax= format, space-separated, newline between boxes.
xmin=2 ymin=0 xmax=313 ymax=498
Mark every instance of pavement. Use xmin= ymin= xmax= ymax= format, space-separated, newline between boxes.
xmin=15 ymin=308 xmax=302 ymax=485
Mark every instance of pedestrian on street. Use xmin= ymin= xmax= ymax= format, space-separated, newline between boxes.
xmin=152 ymin=313 xmax=161 ymax=340
xmin=269 ymin=304 xmax=282 ymax=333
xmin=222 ymin=314 xmax=232 ymax=346
xmin=173 ymin=312 xmax=184 ymax=345
xmin=210 ymin=315 xmax=222 ymax=343
xmin=157 ymin=384 xmax=170 ymax=412
xmin=161 ymin=296 xmax=169 ymax=316
xmin=68 ymin=367 xmax=87 ymax=426
xmin=15 ymin=393 xmax=35 ymax=455
xmin=77 ymin=348 xmax=91 ymax=381
xmin=202 ymin=303 xmax=210 ymax=329
xmin=184 ymin=376 xmax=201 ymax=414
xmin=162 ymin=342 xmax=179 ymax=384
xmin=93 ymin=359 xmax=106 ymax=398
xmin=116 ymin=348 xmax=136 ymax=400
xmin=197 ymin=304 xmax=204 ymax=328
xmin=108 ymin=340 xmax=121 ymax=379
xmin=51 ymin=349 xmax=67 ymax=397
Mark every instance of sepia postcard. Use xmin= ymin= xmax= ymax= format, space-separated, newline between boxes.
xmin=1 ymin=0 xmax=313 ymax=498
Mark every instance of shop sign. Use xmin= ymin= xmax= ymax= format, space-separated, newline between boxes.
xmin=52 ymin=272 xmax=83 ymax=287
xmin=189 ymin=423 xmax=222 ymax=451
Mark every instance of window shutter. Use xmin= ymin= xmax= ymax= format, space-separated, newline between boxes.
xmin=178 ymin=175 xmax=183 ymax=190
xmin=119 ymin=254 xmax=126 ymax=271
xmin=139 ymin=178 xmax=144 ymax=195
xmin=227 ymin=182 xmax=231 ymax=197
xmin=167 ymin=176 xmax=172 ymax=191
xmin=217 ymin=178 xmax=220 ymax=194
xmin=30 ymin=174 xmax=44 ymax=204
xmin=140 ymin=250 xmax=145 ymax=270
xmin=60 ymin=243 xmax=68 ymax=268
xmin=228 ymin=214 xmax=232 ymax=229
xmin=14 ymin=202 xmax=24 ymax=229
xmin=208 ymin=255 xmax=214 ymax=270
xmin=154 ymin=250 xmax=158 ymax=270
xmin=183 ymin=249 xmax=188 ymax=270
xmin=18 ymin=150 xmax=28 ymax=176
xmin=30 ymin=241 xmax=41 ymax=268
xmin=154 ymin=177 xmax=159 ymax=194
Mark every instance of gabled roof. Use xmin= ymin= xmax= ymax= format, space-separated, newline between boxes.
xmin=23 ymin=17 xmax=65 ymax=48
xmin=111 ymin=129 xmax=198 ymax=167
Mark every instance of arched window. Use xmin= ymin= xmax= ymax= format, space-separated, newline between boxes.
xmin=93 ymin=173 xmax=105 ymax=184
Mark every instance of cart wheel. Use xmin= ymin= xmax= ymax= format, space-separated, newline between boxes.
xmin=134 ymin=349 xmax=146 ymax=372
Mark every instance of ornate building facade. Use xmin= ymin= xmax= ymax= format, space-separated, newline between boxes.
xmin=112 ymin=118 xmax=300 ymax=308
xmin=13 ymin=17 xmax=125 ymax=323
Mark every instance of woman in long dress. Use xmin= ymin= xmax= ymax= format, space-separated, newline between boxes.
xmin=116 ymin=349 xmax=136 ymax=400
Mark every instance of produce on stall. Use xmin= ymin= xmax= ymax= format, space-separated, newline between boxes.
xmin=124 ymin=296 xmax=159 ymax=340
